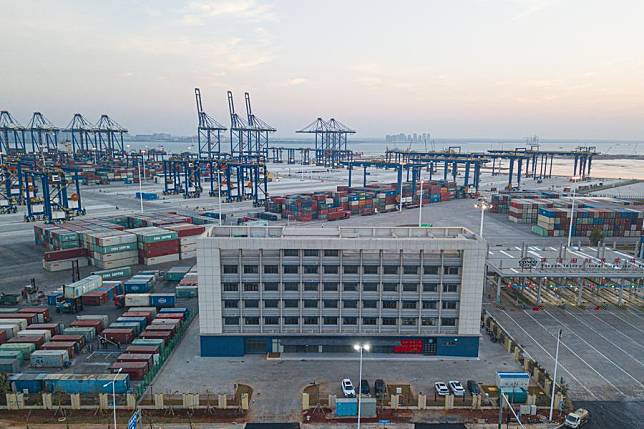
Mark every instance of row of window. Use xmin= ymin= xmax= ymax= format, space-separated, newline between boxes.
xmin=225 ymin=316 xmax=458 ymax=326
xmin=224 ymin=299 xmax=458 ymax=310
xmin=223 ymin=282 xmax=459 ymax=293
xmin=224 ymin=264 xmax=461 ymax=276
xmin=277 ymin=249 xmax=460 ymax=258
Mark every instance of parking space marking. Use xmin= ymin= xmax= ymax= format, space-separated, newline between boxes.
xmin=605 ymin=312 xmax=644 ymax=334
xmin=589 ymin=313 xmax=644 ymax=350
xmin=497 ymin=310 xmax=597 ymax=399
xmin=528 ymin=250 xmax=542 ymax=258
xmin=563 ymin=310 xmax=644 ymax=364
xmin=542 ymin=310 xmax=644 ymax=388
xmin=499 ymin=250 xmax=514 ymax=259
xmin=523 ymin=311 xmax=626 ymax=397
xmin=626 ymin=310 xmax=644 ymax=321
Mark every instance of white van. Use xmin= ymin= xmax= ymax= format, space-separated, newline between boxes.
xmin=564 ymin=408 xmax=589 ymax=428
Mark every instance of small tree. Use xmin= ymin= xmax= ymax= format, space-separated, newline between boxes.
xmin=589 ymin=227 xmax=603 ymax=246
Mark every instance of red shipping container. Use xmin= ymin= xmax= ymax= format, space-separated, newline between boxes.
xmin=41 ymin=341 xmax=76 ymax=357
xmin=111 ymin=361 xmax=148 ymax=380
xmin=144 ymin=324 xmax=176 ymax=335
xmin=70 ymin=319 xmax=104 ymax=333
xmin=116 ymin=353 xmax=154 ymax=367
xmin=51 ymin=334 xmax=85 ymax=350
xmin=27 ymin=323 xmax=61 ymax=335
xmin=81 ymin=291 xmax=108 ymax=306
xmin=122 ymin=311 xmax=154 ymax=322
xmin=0 ymin=313 xmax=37 ymax=325
xmin=163 ymin=224 xmax=205 ymax=237
xmin=139 ymin=330 xmax=171 ymax=344
xmin=102 ymin=328 xmax=135 ymax=344
xmin=0 ymin=330 xmax=6 ymax=345
xmin=154 ymin=313 xmax=184 ymax=321
xmin=19 ymin=307 xmax=50 ymax=322
xmin=125 ymin=344 xmax=160 ymax=354
xmin=8 ymin=335 xmax=46 ymax=347
xmin=43 ymin=248 xmax=88 ymax=262
xmin=138 ymin=241 xmax=180 ymax=258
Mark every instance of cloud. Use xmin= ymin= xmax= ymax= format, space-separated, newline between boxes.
xmin=286 ymin=78 xmax=308 ymax=86
xmin=506 ymin=0 xmax=556 ymax=21
xmin=183 ymin=0 xmax=274 ymax=26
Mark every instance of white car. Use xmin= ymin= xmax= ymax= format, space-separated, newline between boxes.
xmin=341 ymin=378 xmax=356 ymax=397
xmin=449 ymin=380 xmax=465 ymax=396
xmin=434 ymin=382 xmax=449 ymax=396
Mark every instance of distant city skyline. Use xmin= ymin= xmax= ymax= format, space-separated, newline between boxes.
xmin=2 ymin=1 xmax=644 ymax=139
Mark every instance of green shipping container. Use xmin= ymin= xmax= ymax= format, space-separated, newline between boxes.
xmin=0 ymin=349 xmax=25 ymax=362
xmin=176 ymin=286 xmax=198 ymax=298
xmin=0 ymin=342 xmax=36 ymax=358
xmin=92 ymin=266 xmax=133 ymax=280
xmin=92 ymin=242 xmax=138 ymax=254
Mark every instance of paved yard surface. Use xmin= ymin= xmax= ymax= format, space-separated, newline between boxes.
xmin=486 ymin=305 xmax=644 ymax=401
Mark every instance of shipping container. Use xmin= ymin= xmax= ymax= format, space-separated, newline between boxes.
xmin=151 ymin=318 xmax=181 ymax=327
xmin=62 ymin=327 xmax=96 ymax=342
xmin=109 ymin=322 xmax=141 ymax=335
xmin=0 ymin=349 xmax=24 ymax=363
xmin=125 ymin=344 xmax=160 ymax=355
xmin=64 ymin=275 xmax=102 ymax=299
xmin=176 ymin=285 xmax=198 ymax=298
xmin=0 ymin=323 xmax=21 ymax=339
xmin=0 ymin=358 xmax=20 ymax=373
xmin=0 ymin=319 xmax=28 ymax=330
xmin=110 ymin=361 xmax=148 ymax=380
xmin=18 ymin=328 xmax=52 ymax=341
xmin=125 ymin=294 xmax=151 ymax=307
xmin=122 ymin=311 xmax=154 ymax=322
xmin=129 ymin=306 xmax=157 ymax=316
xmin=92 ymin=266 xmax=132 ymax=280
xmin=76 ymin=314 xmax=109 ymax=327
xmin=116 ymin=353 xmax=154 ymax=368
xmin=0 ymin=314 xmax=37 ymax=325
xmin=41 ymin=341 xmax=76 ymax=358
xmin=116 ymin=317 xmax=148 ymax=330
xmin=30 ymin=350 xmax=70 ymax=368
xmin=139 ymin=330 xmax=171 ymax=344
xmin=9 ymin=373 xmax=47 ymax=393
xmin=43 ymin=373 xmax=130 ymax=394
xmin=19 ymin=307 xmax=50 ymax=323
xmin=102 ymin=328 xmax=135 ymax=344
xmin=26 ymin=323 xmax=63 ymax=336
xmin=8 ymin=335 xmax=46 ymax=348
xmin=131 ymin=338 xmax=165 ymax=352
xmin=69 ymin=319 xmax=104 ymax=333
xmin=0 ymin=342 xmax=37 ymax=358
xmin=149 ymin=293 xmax=176 ymax=308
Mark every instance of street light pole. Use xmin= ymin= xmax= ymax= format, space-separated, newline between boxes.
xmin=418 ymin=179 xmax=424 ymax=227
xmin=353 ymin=343 xmax=370 ymax=429
xmin=567 ymin=189 xmax=576 ymax=247
xmin=218 ymin=171 xmax=222 ymax=226
xmin=549 ymin=328 xmax=562 ymax=421
xmin=475 ymin=200 xmax=490 ymax=238
xmin=138 ymin=159 xmax=143 ymax=213
xmin=103 ymin=367 xmax=122 ymax=429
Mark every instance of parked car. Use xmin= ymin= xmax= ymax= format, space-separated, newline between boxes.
xmin=360 ymin=379 xmax=370 ymax=395
xmin=467 ymin=380 xmax=480 ymax=395
xmin=434 ymin=382 xmax=449 ymax=396
xmin=449 ymin=380 xmax=465 ymax=396
xmin=565 ymin=408 xmax=590 ymax=428
xmin=341 ymin=378 xmax=356 ymax=397
xmin=374 ymin=379 xmax=386 ymax=396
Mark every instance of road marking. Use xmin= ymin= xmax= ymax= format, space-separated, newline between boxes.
xmin=496 ymin=310 xmax=597 ymax=399
xmin=514 ymin=246 xmax=522 ymax=251
xmin=548 ymin=247 xmax=557 ymax=251
xmin=499 ymin=250 xmax=515 ymax=259
xmin=528 ymin=250 xmax=542 ymax=258
xmin=604 ymin=312 xmax=644 ymax=334
xmin=523 ymin=310 xmax=625 ymax=397
xmin=510 ymin=268 xmax=519 ymax=274
xmin=626 ymin=310 xmax=644 ymax=321
xmin=562 ymin=309 xmax=644 ymax=364
xmin=542 ymin=310 xmax=644 ymax=387
xmin=588 ymin=313 xmax=644 ymax=351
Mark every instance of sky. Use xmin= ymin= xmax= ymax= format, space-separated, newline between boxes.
xmin=1 ymin=0 xmax=644 ymax=139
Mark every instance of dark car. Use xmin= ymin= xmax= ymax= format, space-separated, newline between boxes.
xmin=360 ymin=379 xmax=370 ymax=395
xmin=374 ymin=379 xmax=386 ymax=396
xmin=467 ymin=380 xmax=480 ymax=395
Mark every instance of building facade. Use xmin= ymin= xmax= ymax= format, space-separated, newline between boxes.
xmin=198 ymin=225 xmax=486 ymax=357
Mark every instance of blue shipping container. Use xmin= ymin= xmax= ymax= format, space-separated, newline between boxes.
xmin=124 ymin=282 xmax=151 ymax=294
xmin=47 ymin=291 xmax=63 ymax=306
xmin=117 ymin=317 xmax=148 ymax=330
xmin=335 ymin=398 xmax=358 ymax=417
xmin=44 ymin=374 xmax=130 ymax=394
xmin=159 ymin=307 xmax=188 ymax=315
xmin=9 ymin=373 xmax=48 ymax=393
xmin=149 ymin=294 xmax=176 ymax=308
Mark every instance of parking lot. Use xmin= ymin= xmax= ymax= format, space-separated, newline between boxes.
xmin=486 ymin=305 xmax=644 ymax=401
xmin=151 ymin=316 xmax=526 ymax=421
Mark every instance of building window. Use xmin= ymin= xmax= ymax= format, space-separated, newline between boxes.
xmin=223 ymin=265 xmax=238 ymax=274
xmin=444 ymin=266 xmax=460 ymax=275
xmin=443 ymin=283 xmax=459 ymax=293
xmin=403 ymin=283 xmax=418 ymax=292
xmin=403 ymin=265 xmax=418 ymax=275
xmin=323 ymin=282 xmax=338 ymax=291
xmin=244 ymin=300 xmax=259 ymax=308
xmin=284 ymin=299 xmax=299 ymax=308
xmin=422 ymin=317 xmax=437 ymax=326
xmin=363 ymin=265 xmax=379 ymax=274
xmin=343 ymin=317 xmax=357 ymax=325
xmin=402 ymin=301 xmax=417 ymax=309
xmin=304 ymin=299 xmax=318 ymax=308
xmin=402 ymin=318 xmax=417 ymax=326
xmin=283 ymin=249 xmax=299 ymax=257
xmin=383 ymin=265 xmax=399 ymax=275
xmin=383 ymin=283 xmax=398 ymax=292
xmin=243 ymin=283 xmax=258 ymax=292
xmin=284 ymin=282 xmax=299 ymax=291
xmin=442 ymin=301 xmax=458 ymax=310
xmin=343 ymin=282 xmax=358 ymax=291
xmin=362 ymin=300 xmax=378 ymax=308
xmin=424 ymin=266 xmax=439 ymax=275
xmin=324 ymin=300 xmax=338 ymax=308
xmin=303 ymin=249 xmax=319 ymax=256
xmin=363 ymin=317 xmax=377 ymax=325
xmin=324 ymin=249 xmax=339 ymax=256
xmin=264 ymin=317 xmax=279 ymax=325
xmin=284 ymin=317 xmax=299 ymax=325
xmin=423 ymin=283 xmax=438 ymax=292
xmin=441 ymin=317 xmax=457 ymax=326
xmin=264 ymin=265 xmax=278 ymax=274
xmin=243 ymin=265 xmax=258 ymax=274
xmin=224 ymin=300 xmax=238 ymax=308
xmin=303 ymin=282 xmax=318 ymax=291
xmin=363 ymin=283 xmax=378 ymax=292
xmin=263 ymin=282 xmax=279 ymax=291
xmin=324 ymin=265 xmax=339 ymax=274
xmin=343 ymin=265 xmax=359 ymax=274
xmin=382 ymin=300 xmax=397 ymax=309
xmin=323 ymin=317 xmax=337 ymax=325
xmin=343 ymin=300 xmax=358 ymax=308
xmin=283 ymin=265 xmax=299 ymax=274
xmin=382 ymin=317 xmax=397 ymax=326
xmin=422 ymin=300 xmax=437 ymax=309
xmin=244 ymin=317 xmax=259 ymax=325
xmin=304 ymin=317 xmax=318 ymax=325
xmin=264 ymin=299 xmax=279 ymax=308
xmin=224 ymin=317 xmax=239 ymax=325
xmin=223 ymin=283 xmax=238 ymax=292
xmin=303 ymin=265 xmax=319 ymax=274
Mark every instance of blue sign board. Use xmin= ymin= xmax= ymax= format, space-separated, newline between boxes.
xmin=128 ymin=411 xmax=139 ymax=429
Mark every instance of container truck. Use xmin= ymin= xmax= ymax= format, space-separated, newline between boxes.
xmin=564 ymin=408 xmax=589 ymax=428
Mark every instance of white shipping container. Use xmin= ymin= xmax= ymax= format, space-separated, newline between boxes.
xmin=180 ymin=251 xmax=196 ymax=260
xmin=0 ymin=319 xmax=28 ymax=330
xmin=143 ymin=253 xmax=179 ymax=266
xmin=91 ymin=256 xmax=138 ymax=270
xmin=43 ymin=257 xmax=90 ymax=272
xmin=30 ymin=349 xmax=70 ymax=368
xmin=18 ymin=329 xmax=52 ymax=341
xmin=128 ymin=306 xmax=157 ymax=316
xmin=92 ymin=250 xmax=138 ymax=263
xmin=64 ymin=275 xmax=102 ymax=299
xmin=0 ymin=324 xmax=20 ymax=338
xmin=125 ymin=294 xmax=151 ymax=307
xmin=180 ymin=236 xmax=199 ymax=246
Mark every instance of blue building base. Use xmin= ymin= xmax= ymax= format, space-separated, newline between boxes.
xmin=200 ymin=335 xmax=479 ymax=358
